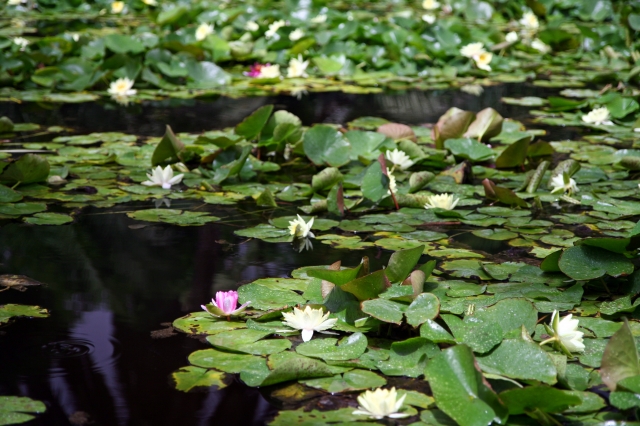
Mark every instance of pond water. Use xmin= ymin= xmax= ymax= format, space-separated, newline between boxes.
xmin=0 ymin=83 xmax=575 ymax=425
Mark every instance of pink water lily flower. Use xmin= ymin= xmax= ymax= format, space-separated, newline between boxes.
xmin=201 ymin=290 xmax=250 ymax=318
xmin=244 ymin=63 xmax=264 ymax=78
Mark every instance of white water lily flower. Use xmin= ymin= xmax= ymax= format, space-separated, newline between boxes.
xmin=111 ymin=1 xmax=124 ymax=13
xmin=141 ymin=165 xmax=184 ymax=189
xmin=353 ymin=387 xmax=410 ymax=419
xmin=245 ymin=21 xmax=259 ymax=31
xmin=287 ymin=55 xmax=309 ymax=78
xmin=108 ymin=77 xmax=136 ymax=103
xmin=13 ymin=37 xmax=29 ymax=50
xmin=421 ymin=13 xmax=436 ymax=24
xmin=520 ymin=11 xmax=539 ymax=29
xmin=541 ymin=310 xmax=585 ymax=354
xmin=195 ymin=23 xmax=214 ymax=41
xmin=259 ymin=64 xmax=281 ymax=78
xmin=385 ymin=148 xmax=414 ymax=170
xmin=281 ymin=306 xmax=337 ymax=342
xmin=289 ymin=28 xmax=304 ymax=41
xmin=311 ymin=14 xmax=327 ymax=24
xmin=531 ymin=38 xmax=551 ymax=53
xmin=550 ymin=174 xmax=578 ymax=195
xmin=422 ymin=0 xmax=440 ymax=10
xmin=474 ymin=51 xmax=492 ymax=71
xmin=265 ymin=20 xmax=285 ymax=39
xmin=582 ymin=106 xmax=613 ymax=126
xmin=424 ymin=193 xmax=460 ymax=210
xmin=288 ymin=214 xmax=315 ymax=238
xmin=460 ymin=42 xmax=485 ymax=58
xmin=386 ymin=168 xmax=397 ymax=195
xmin=505 ymin=31 xmax=518 ymax=43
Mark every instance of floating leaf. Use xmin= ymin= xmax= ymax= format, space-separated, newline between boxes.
xmin=151 ymin=125 xmax=185 ymax=166
xmin=0 ymin=304 xmax=49 ymax=325
xmin=235 ymin=105 xmax=274 ymax=141
xmin=425 ymin=345 xmax=508 ymax=426
xmin=172 ymin=366 xmax=229 ymax=392
xmin=558 ymin=245 xmax=634 ymax=281
xmin=0 ymin=396 xmax=46 ymax=425
xmin=601 ymin=319 xmax=640 ymax=391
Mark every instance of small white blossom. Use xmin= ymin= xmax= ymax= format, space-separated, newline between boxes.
xmin=387 ymin=168 xmax=397 ymax=195
xmin=531 ymin=38 xmax=551 ymax=53
xmin=460 ymin=42 xmax=485 ymax=58
xmin=8 ymin=0 xmax=24 ymax=5
xmin=281 ymin=306 xmax=337 ymax=342
xmin=353 ymin=387 xmax=410 ymax=419
xmin=289 ymin=28 xmax=304 ymax=41
xmin=474 ymin=51 xmax=492 ymax=71
xmin=288 ymin=214 xmax=315 ymax=238
xmin=245 ymin=21 xmax=259 ymax=31
xmin=424 ymin=193 xmax=460 ymax=210
xmin=259 ymin=64 xmax=281 ymax=78
xmin=520 ymin=11 xmax=539 ymax=30
xmin=550 ymin=174 xmax=578 ymax=195
xmin=385 ymin=149 xmax=414 ymax=171
xmin=311 ymin=14 xmax=327 ymax=24
xmin=634 ymin=128 xmax=640 ymax=133
xmin=505 ymin=31 xmax=518 ymax=43
xmin=13 ymin=37 xmax=29 ymax=50
xmin=142 ymin=0 xmax=157 ymax=5
xmin=421 ymin=14 xmax=436 ymax=24
xmin=108 ymin=77 xmax=136 ymax=105
xmin=582 ymin=106 xmax=613 ymax=126
xmin=111 ymin=1 xmax=124 ymax=13
xmin=265 ymin=20 xmax=285 ymax=39
xmin=541 ymin=310 xmax=585 ymax=354
xmin=141 ymin=165 xmax=184 ymax=189
xmin=422 ymin=0 xmax=440 ymax=10
xmin=287 ymin=55 xmax=309 ymax=78
xmin=195 ymin=23 xmax=214 ymax=41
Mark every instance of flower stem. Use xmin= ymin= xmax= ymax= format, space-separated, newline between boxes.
xmin=539 ymin=337 xmax=556 ymax=347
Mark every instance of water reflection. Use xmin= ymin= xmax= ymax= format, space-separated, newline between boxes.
xmin=0 ymin=206 xmax=386 ymax=425
xmin=0 ymin=83 xmax=562 ymax=137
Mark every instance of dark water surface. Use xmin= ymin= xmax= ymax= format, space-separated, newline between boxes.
xmin=0 ymin=84 xmax=566 ymax=425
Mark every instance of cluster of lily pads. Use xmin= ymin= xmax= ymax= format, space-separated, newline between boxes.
xmin=0 ymin=275 xmax=48 ymax=424
xmin=172 ymin=230 xmax=640 ymax=424
xmin=1 ymin=0 xmax=640 ymax=101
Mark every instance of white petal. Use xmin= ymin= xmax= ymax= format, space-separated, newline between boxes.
xmin=301 ymin=329 xmax=314 ymax=342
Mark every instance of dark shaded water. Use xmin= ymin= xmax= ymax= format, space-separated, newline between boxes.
xmin=0 ymin=84 xmax=567 ymax=425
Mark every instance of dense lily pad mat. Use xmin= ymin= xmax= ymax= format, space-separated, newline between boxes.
xmin=1 ymin=0 xmax=640 ymax=101
xmin=169 ymin=233 xmax=640 ymax=424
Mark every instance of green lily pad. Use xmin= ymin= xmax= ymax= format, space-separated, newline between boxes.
xmin=425 ymin=344 xmax=508 ymax=426
xmin=24 ymin=212 xmax=73 ymax=225
xmin=477 ymin=337 xmax=558 ymax=384
xmin=206 ymin=329 xmax=291 ymax=355
xmin=558 ymin=245 xmax=634 ymax=281
xmin=0 ymin=396 xmax=46 ymax=425
xmin=300 ymin=369 xmax=386 ymax=393
xmin=127 ymin=209 xmax=219 ymax=226
xmin=404 ymin=293 xmax=440 ymax=327
xmin=0 ymin=304 xmax=49 ymax=325
xmin=295 ymin=332 xmax=368 ymax=361
xmin=172 ymin=366 xmax=228 ymax=392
